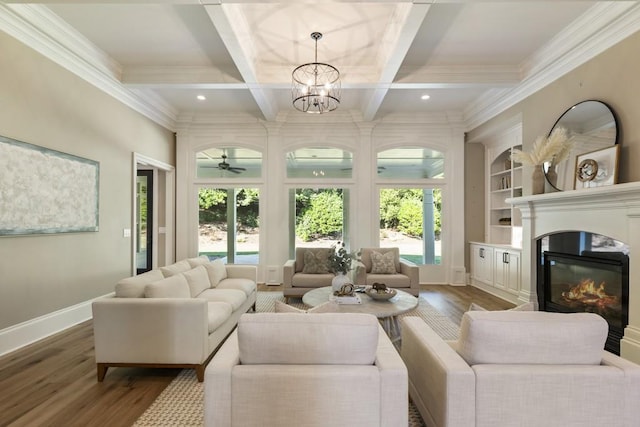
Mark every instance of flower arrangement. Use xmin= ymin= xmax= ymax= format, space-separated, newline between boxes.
xmin=328 ymin=242 xmax=360 ymax=275
xmin=511 ymin=127 xmax=574 ymax=166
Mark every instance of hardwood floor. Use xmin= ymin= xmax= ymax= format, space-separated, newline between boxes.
xmin=0 ymin=284 xmax=511 ymax=426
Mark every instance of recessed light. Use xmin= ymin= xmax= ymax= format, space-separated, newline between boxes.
xmin=197 ymin=95 xmax=206 ymax=101
xmin=421 ymin=94 xmax=430 ymax=100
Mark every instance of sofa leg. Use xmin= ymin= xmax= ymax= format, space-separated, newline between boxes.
xmin=97 ymin=364 xmax=108 ymax=382
xmin=196 ymin=365 xmax=205 ymax=382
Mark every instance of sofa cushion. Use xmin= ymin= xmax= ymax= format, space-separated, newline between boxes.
xmin=207 ymin=301 xmax=233 ymax=333
xmin=457 ymin=311 xmax=608 ymax=366
xmin=115 ymin=269 xmax=165 ymax=298
xmin=302 ymin=250 xmax=331 ymax=274
xmin=144 ymin=274 xmax=191 ymax=298
xmin=187 ymin=255 xmax=211 ymax=268
xmin=291 ymin=273 xmax=335 ymax=288
xmin=370 ymin=250 xmax=397 ymax=274
xmin=182 ymin=265 xmax=212 ymax=297
xmin=217 ymin=278 xmax=256 ymax=297
xmin=160 ymin=260 xmax=192 ymax=277
xmin=238 ymin=313 xmax=379 ymax=365
xmin=360 ymin=248 xmax=400 ymax=273
xmin=364 ymin=274 xmax=410 ymax=288
xmin=467 ymin=301 xmax=535 ymax=312
xmin=295 ymin=247 xmax=332 ymax=273
xmin=274 ymin=300 xmax=338 ymax=313
xmin=197 ymin=288 xmax=246 ymax=310
xmin=202 ymin=259 xmax=227 ymax=287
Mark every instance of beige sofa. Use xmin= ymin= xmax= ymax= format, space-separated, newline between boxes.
xmin=283 ymin=247 xmax=336 ymax=301
xmin=355 ymin=247 xmax=419 ymax=296
xmin=401 ymin=310 xmax=640 ymax=427
xmin=92 ymin=256 xmax=256 ymax=382
xmin=205 ymin=312 xmax=408 ymax=427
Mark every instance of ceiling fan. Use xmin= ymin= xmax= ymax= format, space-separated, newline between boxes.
xmin=206 ymin=154 xmax=246 ymax=174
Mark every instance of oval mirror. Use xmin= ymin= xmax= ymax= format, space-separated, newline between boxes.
xmin=543 ymin=100 xmax=618 ymax=191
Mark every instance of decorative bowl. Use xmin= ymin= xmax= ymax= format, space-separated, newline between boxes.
xmin=365 ymin=287 xmax=397 ymax=301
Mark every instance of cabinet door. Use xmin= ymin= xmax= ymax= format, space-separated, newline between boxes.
xmin=505 ymin=251 xmax=521 ymax=294
xmin=493 ymin=249 xmax=507 ymax=290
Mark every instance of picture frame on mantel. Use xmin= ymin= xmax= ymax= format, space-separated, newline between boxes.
xmin=574 ymin=145 xmax=620 ymax=190
xmin=0 ymin=135 xmax=99 ymax=235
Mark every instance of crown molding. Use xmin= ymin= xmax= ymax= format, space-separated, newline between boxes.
xmin=464 ymin=2 xmax=640 ymax=132
xmin=0 ymin=4 xmax=177 ymax=130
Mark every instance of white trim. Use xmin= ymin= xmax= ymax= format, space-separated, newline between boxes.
xmin=464 ymin=2 xmax=640 ymax=130
xmin=0 ymin=293 xmax=113 ymax=357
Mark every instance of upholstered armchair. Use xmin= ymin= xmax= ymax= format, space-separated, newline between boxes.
xmin=283 ymin=247 xmax=335 ymax=301
xmin=204 ymin=312 xmax=408 ymax=427
xmin=355 ymin=247 xmax=419 ymax=296
xmin=401 ymin=310 xmax=640 ymax=427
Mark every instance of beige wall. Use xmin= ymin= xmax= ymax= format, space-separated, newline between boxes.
xmin=0 ymin=32 xmax=175 ymax=330
xmin=465 ymin=30 xmax=640 ymax=261
xmin=464 ymin=141 xmax=485 ymax=268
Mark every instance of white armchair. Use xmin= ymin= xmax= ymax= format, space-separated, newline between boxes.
xmin=205 ymin=312 xmax=408 ymax=427
xmin=401 ymin=310 xmax=640 ymax=427
xmin=355 ymin=247 xmax=419 ymax=295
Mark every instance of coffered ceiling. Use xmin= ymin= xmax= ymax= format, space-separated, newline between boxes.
xmin=2 ymin=1 xmax=639 ymax=131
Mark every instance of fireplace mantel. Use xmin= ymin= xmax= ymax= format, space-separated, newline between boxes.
xmin=507 ymin=181 xmax=640 ymax=364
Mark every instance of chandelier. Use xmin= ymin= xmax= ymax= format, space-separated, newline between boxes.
xmin=292 ymin=32 xmax=341 ymax=114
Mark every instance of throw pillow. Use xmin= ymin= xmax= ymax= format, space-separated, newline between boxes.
xmin=468 ymin=302 xmax=488 ymax=311
xmin=274 ymin=300 xmax=338 ymax=313
xmin=370 ymin=250 xmax=396 ymax=274
xmin=144 ymin=274 xmax=190 ymax=298
xmin=302 ymin=250 xmax=330 ymax=274
xmin=203 ymin=258 xmax=227 ymax=287
xmin=182 ymin=265 xmax=212 ymax=297
xmin=160 ymin=260 xmax=192 ymax=277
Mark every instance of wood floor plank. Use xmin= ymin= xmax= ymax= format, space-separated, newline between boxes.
xmin=0 ymin=285 xmax=508 ymax=426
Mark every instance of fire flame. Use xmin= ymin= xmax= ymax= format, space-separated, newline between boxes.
xmin=562 ymin=278 xmax=618 ymax=309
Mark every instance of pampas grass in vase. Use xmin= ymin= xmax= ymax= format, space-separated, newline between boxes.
xmin=511 ymin=128 xmax=572 ymax=195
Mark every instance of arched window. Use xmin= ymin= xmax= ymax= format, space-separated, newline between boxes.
xmin=196 ymin=147 xmax=262 ymax=264
xmin=286 ymin=147 xmax=352 ymax=179
xmin=377 ymin=147 xmax=444 ymax=179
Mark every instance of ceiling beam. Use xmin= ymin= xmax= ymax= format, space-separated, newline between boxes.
xmin=362 ymin=2 xmax=431 ymax=121
xmin=204 ymin=3 xmax=277 ymax=121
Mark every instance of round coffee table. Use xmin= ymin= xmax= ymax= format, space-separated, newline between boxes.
xmin=302 ymin=286 xmax=418 ymax=342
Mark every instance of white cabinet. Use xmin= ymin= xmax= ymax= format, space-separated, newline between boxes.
xmin=470 ymin=242 xmax=521 ymax=304
xmin=470 ymin=243 xmax=494 ymax=285
xmin=494 ymin=248 xmax=521 ymax=295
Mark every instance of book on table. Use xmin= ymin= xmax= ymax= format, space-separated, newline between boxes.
xmin=330 ymin=294 xmax=362 ymax=305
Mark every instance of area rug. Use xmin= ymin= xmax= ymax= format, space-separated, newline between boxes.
xmin=133 ymin=291 xmax=460 ymax=427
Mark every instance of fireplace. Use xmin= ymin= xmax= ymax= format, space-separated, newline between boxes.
xmin=538 ymin=232 xmax=629 ymax=354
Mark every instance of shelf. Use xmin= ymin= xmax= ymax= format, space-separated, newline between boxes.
xmin=491 ymin=169 xmax=511 ymax=177
xmin=491 ymin=188 xmax=512 ymax=194
xmin=491 ymin=207 xmax=511 ymax=211
xmin=491 ymin=225 xmax=512 ymax=229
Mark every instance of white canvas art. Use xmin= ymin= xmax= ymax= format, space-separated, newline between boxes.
xmin=0 ymin=136 xmax=99 ymax=235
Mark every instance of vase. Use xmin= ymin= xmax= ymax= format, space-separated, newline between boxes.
xmin=332 ymin=272 xmax=352 ymax=293
xmin=531 ymin=166 xmax=545 ymax=195
xmin=546 ymin=166 xmax=558 ymax=188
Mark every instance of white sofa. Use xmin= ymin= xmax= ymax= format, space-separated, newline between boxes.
xmin=401 ymin=310 xmax=640 ymax=427
xmin=92 ymin=256 xmax=257 ymax=382
xmin=205 ymin=312 xmax=408 ymax=427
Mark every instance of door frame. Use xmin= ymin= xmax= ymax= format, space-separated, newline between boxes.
xmin=132 ymin=153 xmax=175 ymax=275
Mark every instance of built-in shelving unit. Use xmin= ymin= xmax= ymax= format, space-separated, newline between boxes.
xmin=487 ymin=144 xmax=522 ymax=245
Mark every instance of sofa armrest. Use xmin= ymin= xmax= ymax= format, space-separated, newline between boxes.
xmin=354 ymin=261 xmax=366 ymax=286
xmin=375 ymin=326 xmax=408 ymax=427
xmin=92 ymin=298 xmax=209 ymax=364
xmin=205 ymin=331 xmax=240 ymax=427
xmin=224 ymin=264 xmax=257 ymax=282
xmin=283 ymin=259 xmax=295 ymax=288
xmin=399 ymin=259 xmax=419 ymax=288
xmin=401 ymin=317 xmax=475 ymax=427
xmin=601 ymin=351 xmax=640 ymax=425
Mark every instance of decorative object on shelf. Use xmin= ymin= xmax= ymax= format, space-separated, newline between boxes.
xmin=544 ymin=100 xmax=619 ymax=192
xmin=499 ymin=217 xmax=512 ymax=225
xmin=365 ymin=283 xmax=397 ymax=301
xmin=574 ymin=145 xmax=620 ymax=189
xmin=511 ymin=128 xmax=574 ymax=195
xmin=292 ymin=32 xmax=341 ymax=114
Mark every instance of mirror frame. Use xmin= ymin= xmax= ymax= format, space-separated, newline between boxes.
xmin=544 ymin=100 xmax=619 ymax=191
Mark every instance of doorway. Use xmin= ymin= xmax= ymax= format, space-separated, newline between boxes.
xmin=136 ymin=170 xmax=153 ymax=274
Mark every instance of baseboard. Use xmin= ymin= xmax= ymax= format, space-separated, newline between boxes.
xmin=0 ymin=292 xmax=113 ymax=357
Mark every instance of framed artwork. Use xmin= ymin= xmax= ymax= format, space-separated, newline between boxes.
xmin=0 ymin=135 xmax=99 ymax=235
xmin=574 ymin=145 xmax=620 ymax=189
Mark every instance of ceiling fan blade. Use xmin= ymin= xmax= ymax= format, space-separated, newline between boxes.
xmin=228 ymin=168 xmax=242 ymax=174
